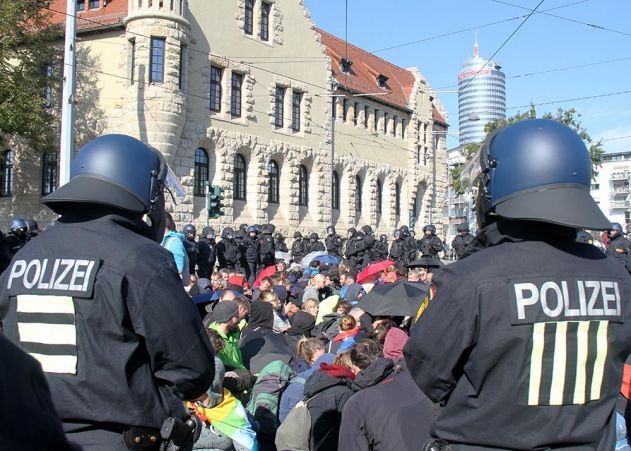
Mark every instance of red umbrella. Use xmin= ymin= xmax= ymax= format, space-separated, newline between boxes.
xmin=253 ymin=265 xmax=277 ymax=287
xmin=356 ymin=260 xmax=395 ymax=284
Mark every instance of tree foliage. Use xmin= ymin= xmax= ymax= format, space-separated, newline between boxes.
xmin=450 ymin=105 xmax=604 ymax=196
xmin=0 ymin=0 xmax=62 ymax=152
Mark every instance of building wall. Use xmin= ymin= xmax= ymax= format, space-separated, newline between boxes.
xmin=591 ymin=152 xmax=631 ymax=229
xmin=0 ymin=0 xmax=449 ymax=237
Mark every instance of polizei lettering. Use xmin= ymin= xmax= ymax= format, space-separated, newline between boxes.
xmin=510 ymin=279 xmax=623 ymax=324
xmin=7 ymin=258 xmax=98 ymax=298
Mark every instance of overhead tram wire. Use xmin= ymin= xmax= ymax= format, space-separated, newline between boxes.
xmin=459 ymin=0 xmax=545 ymax=93
xmin=507 ymin=89 xmax=631 ymax=110
xmin=492 ymin=0 xmax=631 ymax=38
xmin=369 ymin=0 xmax=587 ymax=54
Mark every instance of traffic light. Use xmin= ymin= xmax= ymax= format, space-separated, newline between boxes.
xmin=208 ymin=185 xmax=225 ymax=219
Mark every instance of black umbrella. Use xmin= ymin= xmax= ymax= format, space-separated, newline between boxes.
xmin=360 ymin=281 xmax=429 ymax=317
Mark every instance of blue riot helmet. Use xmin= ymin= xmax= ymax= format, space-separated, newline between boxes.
xmin=42 ymin=135 xmax=167 ymax=240
xmin=201 ymin=226 xmax=215 ymax=240
xmin=247 ymin=225 xmax=259 ymax=235
xmin=474 ymin=119 xmax=610 ymax=230
xmin=456 ymin=223 xmax=469 ymax=234
xmin=379 ymin=234 xmax=388 ymax=243
xmin=327 ymin=226 xmax=335 ymax=236
xmin=10 ymin=217 xmax=28 ymax=234
xmin=222 ymin=227 xmax=235 ymax=240
xmin=422 ymin=224 xmax=436 ymax=234
xmin=26 ymin=218 xmax=39 ymax=232
xmin=393 ymin=229 xmax=402 ymax=239
xmin=610 ymin=222 xmax=623 ymax=238
xmin=183 ymin=223 xmax=196 ymax=235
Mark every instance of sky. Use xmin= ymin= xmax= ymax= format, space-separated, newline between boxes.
xmin=303 ymin=0 xmax=631 ymax=151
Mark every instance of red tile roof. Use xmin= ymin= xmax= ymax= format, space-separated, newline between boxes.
xmin=316 ymin=28 xmax=415 ymax=110
xmin=46 ymin=0 xmax=127 ymax=32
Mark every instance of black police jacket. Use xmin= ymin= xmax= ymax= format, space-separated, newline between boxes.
xmin=242 ymin=236 xmax=261 ymax=264
xmin=0 ymin=213 xmax=214 ymax=429
xmin=404 ymin=220 xmax=631 ymax=449
xmin=325 ymin=235 xmax=343 ymax=257
xmin=307 ymin=240 xmax=326 ymax=254
xmin=217 ymin=238 xmax=239 ymax=267
xmin=197 ymin=238 xmax=216 ymax=278
xmin=452 ymin=233 xmax=475 ymax=259
xmin=419 ymin=235 xmax=443 ymax=256
xmin=183 ymin=239 xmax=198 ymax=276
xmin=259 ymin=235 xmax=275 ymax=267
xmin=389 ymin=240 xmax=405 ymax=264
xmin=606 ymin=235 xmax=630 ymax=267
xmin=291 ymin=239 xmax=307 ymax=260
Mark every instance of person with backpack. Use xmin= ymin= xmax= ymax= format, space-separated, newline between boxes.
xmin=278 ymin=338 xmax=335 ymax=422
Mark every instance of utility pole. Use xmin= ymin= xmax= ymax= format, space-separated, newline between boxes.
xmin=59 ymin=0 xmax=77 ymax=186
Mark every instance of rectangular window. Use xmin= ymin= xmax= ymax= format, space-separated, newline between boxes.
xmin=353 ymin=102 xmax=358 ymax=125
xmin=43 ymin=65 xmax=53 ymax=109
xmin=76 ymin=0 xmax=85 ymax=11
xmin=275 ymin=86 xmax=285 ymax=127
xmin=402 ymin=119 xmax=406 ymax=139
xmin=392 ymin=115 xmax=397 ymax=136
xmin=364 ymin=105 xmax=369 ymax=128
xmin=383 ymin=113 xmax=388 ymax=134
xmin=342 ymin=99 xmax=347 ymax=122
xmin=374 ymin=109 xmax=379 ymax=132
xmin=231 ymin=72 xmax=243 ymax=117
xmin=260 ymin=2 xmax=270 ymax=41
xmin=149 ymin=37 xmax=166 ymax=83
xmin=210 ymin=66 xmax=222 ymax=112
xmin=88 ymin=0 xmax=99 ymax=9
xmin=244 ymin=0 xmax=254 ymax=35
xmin=292 ymin=91 xmax=302 ymax=131
xmin=178 ymin=44 xmax=186 ymax=90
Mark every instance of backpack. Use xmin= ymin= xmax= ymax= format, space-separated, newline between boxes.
xmin=246 ymin=360 xmax=294 ymax=440
xmin=275 ymin=393 xmax=319 ymax=451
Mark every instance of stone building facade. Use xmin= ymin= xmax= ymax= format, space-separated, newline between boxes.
xmin=0 ymin=0 xmax=448 ymax=237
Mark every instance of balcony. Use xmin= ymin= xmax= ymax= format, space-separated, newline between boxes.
xmin=611 ymin=171 xmax=630 ymax=181
xmin=610 ymin=200 xmax=630 ymax=209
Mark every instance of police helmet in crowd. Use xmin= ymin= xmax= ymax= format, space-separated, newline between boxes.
xmin=576 ymin=230 xmax=593 ymax=244
xmin=610 ymin=222 xmax=624 ymax=238
xmin=347 ymin=227 xmax=357 ymax=238
xmin=201 ymin=226 xmax=215 ymax=239
xmin=27 ymin=218 xmax=39 ymax=232
xmin=222 ymin=227 xmax=235 ymax=240
xmin=355 ymin=231 xmax=365 ymax=240
xmin=393 ymin=229 xmax=402 ymax=239
xmin=379 ymin=234 xmax=388 ymax=242
xmin=400 ymin=225 xmax=409 ymax=236
xmin=293 ymin=231 xmax=302 ymax=239
xmin=474 ymin=119 xmax=610 ymax=230
xmin=310 ymin=232 xmax=319 ymax=242
xmin=327 ymin=226 xmax=335 ymax=236
xmin=423 ymin=224 xmax=436 ymax=234
xmin=247 ymin=225 xmax=259 ymax=235
xmin=10 ymin=217 xmax=28 ymax=234
xmin=362 ymin=225 xmax=373 ymax=235
xmin=41 ymin=134 xmax=168 ymax=241
xmin=410 ymin=230 xmax=416 ymax=238
xmin=456 ymin=222 xmax=469 ymax=233
xmin=274 ymin=232 xmax=284 ymax=241
xmin=183 ymin=223 xmax=196 ymax=236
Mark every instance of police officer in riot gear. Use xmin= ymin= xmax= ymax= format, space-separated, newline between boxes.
xmin=6 ymin=217 xmax=29 ymax=256
xmin=274 ymin=232 xmax=289 ymax=253
xmin=451 ymin=222 xmax=475 ymax=260
xmin=26 ymin=218 xmax=40 ymax=240
xmin=399 ymin=225 xmax=417 ymax=263
xmin=325 ymin=226 xmax=343 ymax=258
xmin=360 ymin=225 xmax=376 ymax=268
xmin=405 ymin=119 xmax=631 ymax=450
xmin=374 ymin=234 xmax=389 ymax=261
xmin=217 ymin=227 xmax=239 ymax=271
xmin=344 ymin=228 xmax=358 ymax=267
xmin=235 ymin=224 xmax=248 ymax=274
xmin=182 ymin=223 xmax=198 ymax=277
xmin=0 ymin=134 xmax=213 ymax=449
xmin=606 ymin=222 xmax=630 ymax=268
xmin=418 ymin=224 xmax=443 ymax=258
xmin=197 ymin=226 xmax=217 ymax=278
xmin=389 ymin=229 xmax=406 ymax=267
xmin=307 ymin=232 xmax=325 ymax=253
xmin=243 ymin=225 xmax=261 ymax=283
xmin=259 ymin=224 xmax=276 ymax=267
xmin=290 ymin=231 xmax=306 ymax=261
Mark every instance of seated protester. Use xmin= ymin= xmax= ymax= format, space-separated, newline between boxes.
xmin=210 ymin=271 xmax=226 ymax=291
xmin=194 ymin=329 xmax=258 ymax=451
xmin=350 ymin=307 xmax=376 ymax=339
xmin=286 ymin=311 xmax=317 ymax=372
xmin=373 ymin=319 xmax=396 ymax=345
xmin=207 ymin=300 xmax=246 ymax=371
xmin=279 ymin=338 xmax=335 ymax=422
xmin=343 ymin=282 xmax=366 ymax=305
xmin=239 ymin=301 xmax=293 ymax=375
xmin=328 ymin=315 xmax=361 ymax=354
xmin=338 ymin=272 xmax=357 ymax=300
xmin=275 ymin=259 xmax=288 ymax=277
xmin=336 ymin=300 xmax=353 ymax=316
xmin=324 ymin=271 xmax=341 ymax=297
xmin=339 ymin=333 xmax=437 ymax=451
xmin=303 ymin=350 xmax=356 ymax=451
xmin=303 ymin=259 xmax=321 ymax=278
xmin=302 ymin=273 xmax=327 ymax=305
xmin=380 ymin=265 xmax=398 ymax=284
xmin=259 ymin=290 xmax=292 ymax=333
xmin=250 ymin=276 xmax=272 ymax=302
xmin=302 ymin=298 xmax=320 ymax=318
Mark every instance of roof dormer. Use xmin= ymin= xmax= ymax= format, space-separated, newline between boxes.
xmin=377 ymin=74 xmax=389 ymax=89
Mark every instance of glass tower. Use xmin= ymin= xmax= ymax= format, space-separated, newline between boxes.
xmin=458 ymin=38 xmax=506 ymax=144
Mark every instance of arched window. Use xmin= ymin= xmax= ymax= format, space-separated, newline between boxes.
xmin=355 ymin=175 xmax=362 ymax=213
xmin=332 ymin=171 xmax=340 ymax=210
xmin=0 ymin=150 xmax=14 ymax=197
xmin=298 ymin=164 xmax=308 ymax=206
xmin=41 ymin=151 xmax=58 ymax=195
xmin=376 ymin=179 xmax=383 ymax=214
xmin=234 ymin=154 xmax=247 ymax=201
xmin=395 ymin=182 xmax=401 ymax=217
xmin=194 ymin=148 xmax=209 ymax=197
xmin=268 ymin=160 xmax=279 ymax=204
